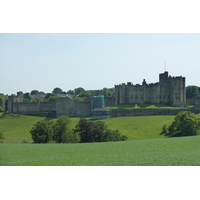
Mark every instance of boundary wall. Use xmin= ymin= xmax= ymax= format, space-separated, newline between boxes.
xmin=92 ymin=108 xmax=199 ymax=119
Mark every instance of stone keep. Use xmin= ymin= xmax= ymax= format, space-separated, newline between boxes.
xmin=115 ymin=71 xmax=186 ymax=106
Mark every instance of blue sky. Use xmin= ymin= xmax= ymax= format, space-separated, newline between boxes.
xmin=1 ymin=33 xmax=200 ymax=95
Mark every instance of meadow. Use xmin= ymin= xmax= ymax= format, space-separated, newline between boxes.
xmin=1 ymin=112 xmax=200 ymax=166
xmin=1 ymin=136 xmax=200 ymax=166
xmin=0 ymin=113 xmax=174 ymax=143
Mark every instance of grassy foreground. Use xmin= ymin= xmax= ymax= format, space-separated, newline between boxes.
xmin=1 ymin=135 xmax=200 ymax=166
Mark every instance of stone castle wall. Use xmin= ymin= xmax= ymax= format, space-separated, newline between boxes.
xmin=56 ymin=97 xmax=92 ymax=117
xmin=115 ymin=71 xmax=186 ymax=106
xmin=92 ymin=108 xmax=197 ymax=119
xmin=8 ymin=95 xmax=92 ymax=118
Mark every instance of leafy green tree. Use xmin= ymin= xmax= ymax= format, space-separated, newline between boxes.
xmin=74 ymin=87 xmax=85 ymax=95
xmin=103 ymin=88 xmax=114 ymax=97
xmin=165 ymin=111 xmax=200 ymax=137
xmin=32 ymin=97 xmax=43 ymax=103
xmin=24 ymin=92 xmax=31 ymax=100
xmin=48 ymin=96 xmax=58 ymax=102
xmin=72 ymin=96 xmax=85 ymax=102
xmin=67 ymin=90 xmax=74 ymax=95
xmin=45 ymin=93 xmax=58 ymax=102
xmin=74 ymin=118 xmax=128 ymax=143
xmin=30 ymin=120 xmax=54 ymax=143
xmin=30 ymin=90 xmax=39 ymax=95
xmin=52 ymin=116 xmax=72 ymax=143
xmin=79 ymin=91 xmax=91 ymax=98
xmin=52 ymin=87 xmax=63 ymax=94
xmin=186 ymin=86 xmax=199 ymax=98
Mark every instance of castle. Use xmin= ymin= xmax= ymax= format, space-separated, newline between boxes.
xmin=115 ymin=71 xmax=186 ymax=106
xmin=8 ymin=71 xmax=189 ymax=118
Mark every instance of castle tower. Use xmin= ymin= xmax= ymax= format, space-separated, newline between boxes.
xmin=114 ymin=71 xmax=186 ymax=106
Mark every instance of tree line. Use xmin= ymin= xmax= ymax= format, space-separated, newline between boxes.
xmin=23 ymin=87 xmax=115 ymax=103
xmin=30 ymin=116 xmax=128 ymax=143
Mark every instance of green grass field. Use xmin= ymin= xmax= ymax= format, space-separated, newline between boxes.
xmin=0 ymin=113 xmax=175 ymax=143
xmin=1 ymin=135 xmax=200 ymax=166
xmin=1 ymin=112 xmax=200 ymax=166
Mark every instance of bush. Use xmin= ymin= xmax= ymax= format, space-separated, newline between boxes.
xmin=165 ymin=111 xmax=200 ymax=137
xmin=30 ymin=116 xmax=79 ymax=143
xmin=52 ymin=116 xmax=72 ymax=143
xmin=74 ymin=118 xmax=128 ymax=143
xmin=30 ymin=120 xmax=54 ymax=143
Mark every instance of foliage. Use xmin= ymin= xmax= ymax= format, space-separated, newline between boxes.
xmin=52 ymin=116 xmax=72 ymax=143
xmin=30 ymin=116 xmax=79 ymax=143
xmin=165 ymin=111 xmax=200 ymax=137
xmin=67 ymin=90 xmax=74 ymax=95
xmin=0 ymin=106 xmax=4 ymax=112
xmin=30 ymin=90 xmax=39 ymax=95
xmin=73 ymin=96 xmax=86 ymax=102
xmin=45 ymin=93 xmax=58 ymax=102
xmin=52 ymin=87 xmax=63 ymax=94
xmin=79 ymin=91 xmax=91 ymax=98
xmin=0 ymin=131 xmax=4 ymax=143
xmin=32 ymin=97 xmax=43 ymax=103
xmin=103 ymin=88 xmax=115 ymax=97
xmin=30 ymin=120 xmax=54 ymax=143
xmin=48 ymin=95 xmax=58 ymax=102
xmin=74 ymin=118 xmax=127 ymax=143
xmin=74 ymin=87 xmax=85 ymax=95
xmin=186 ymin=85 xmax=200 ymax=98
xmin=24 ymin=93 xmax=31 ymax=101
xmin=23 ymin=98 xmax=30 ymax=102
xmin=23 ymin=92 xmax=31 ymax=102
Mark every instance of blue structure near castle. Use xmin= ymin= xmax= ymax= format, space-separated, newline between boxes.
xmin=92 ymin=95 xmax=105 ymax=109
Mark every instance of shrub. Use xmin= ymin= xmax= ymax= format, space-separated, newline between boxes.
xmin=30 ymin=116 xmax=79 ymax=143
xmin=30 ymin=120 xmax=53 ymax=143
xmin=165 ymin=111 xmax=200 ymax=137
xmin=74 ymin=118 xmax=128 ymax=143
xmin=52 ymin=116 xmax=72 ymax=143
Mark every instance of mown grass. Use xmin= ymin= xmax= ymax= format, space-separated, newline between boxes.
xmin=106 ymin=103 xmax=193 ymax=109
xmin=1 ymin=135 xmax=200 ymax=166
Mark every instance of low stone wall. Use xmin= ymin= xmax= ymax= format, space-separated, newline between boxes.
xmin=92 ymin=108 xmax=197 ymax=119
